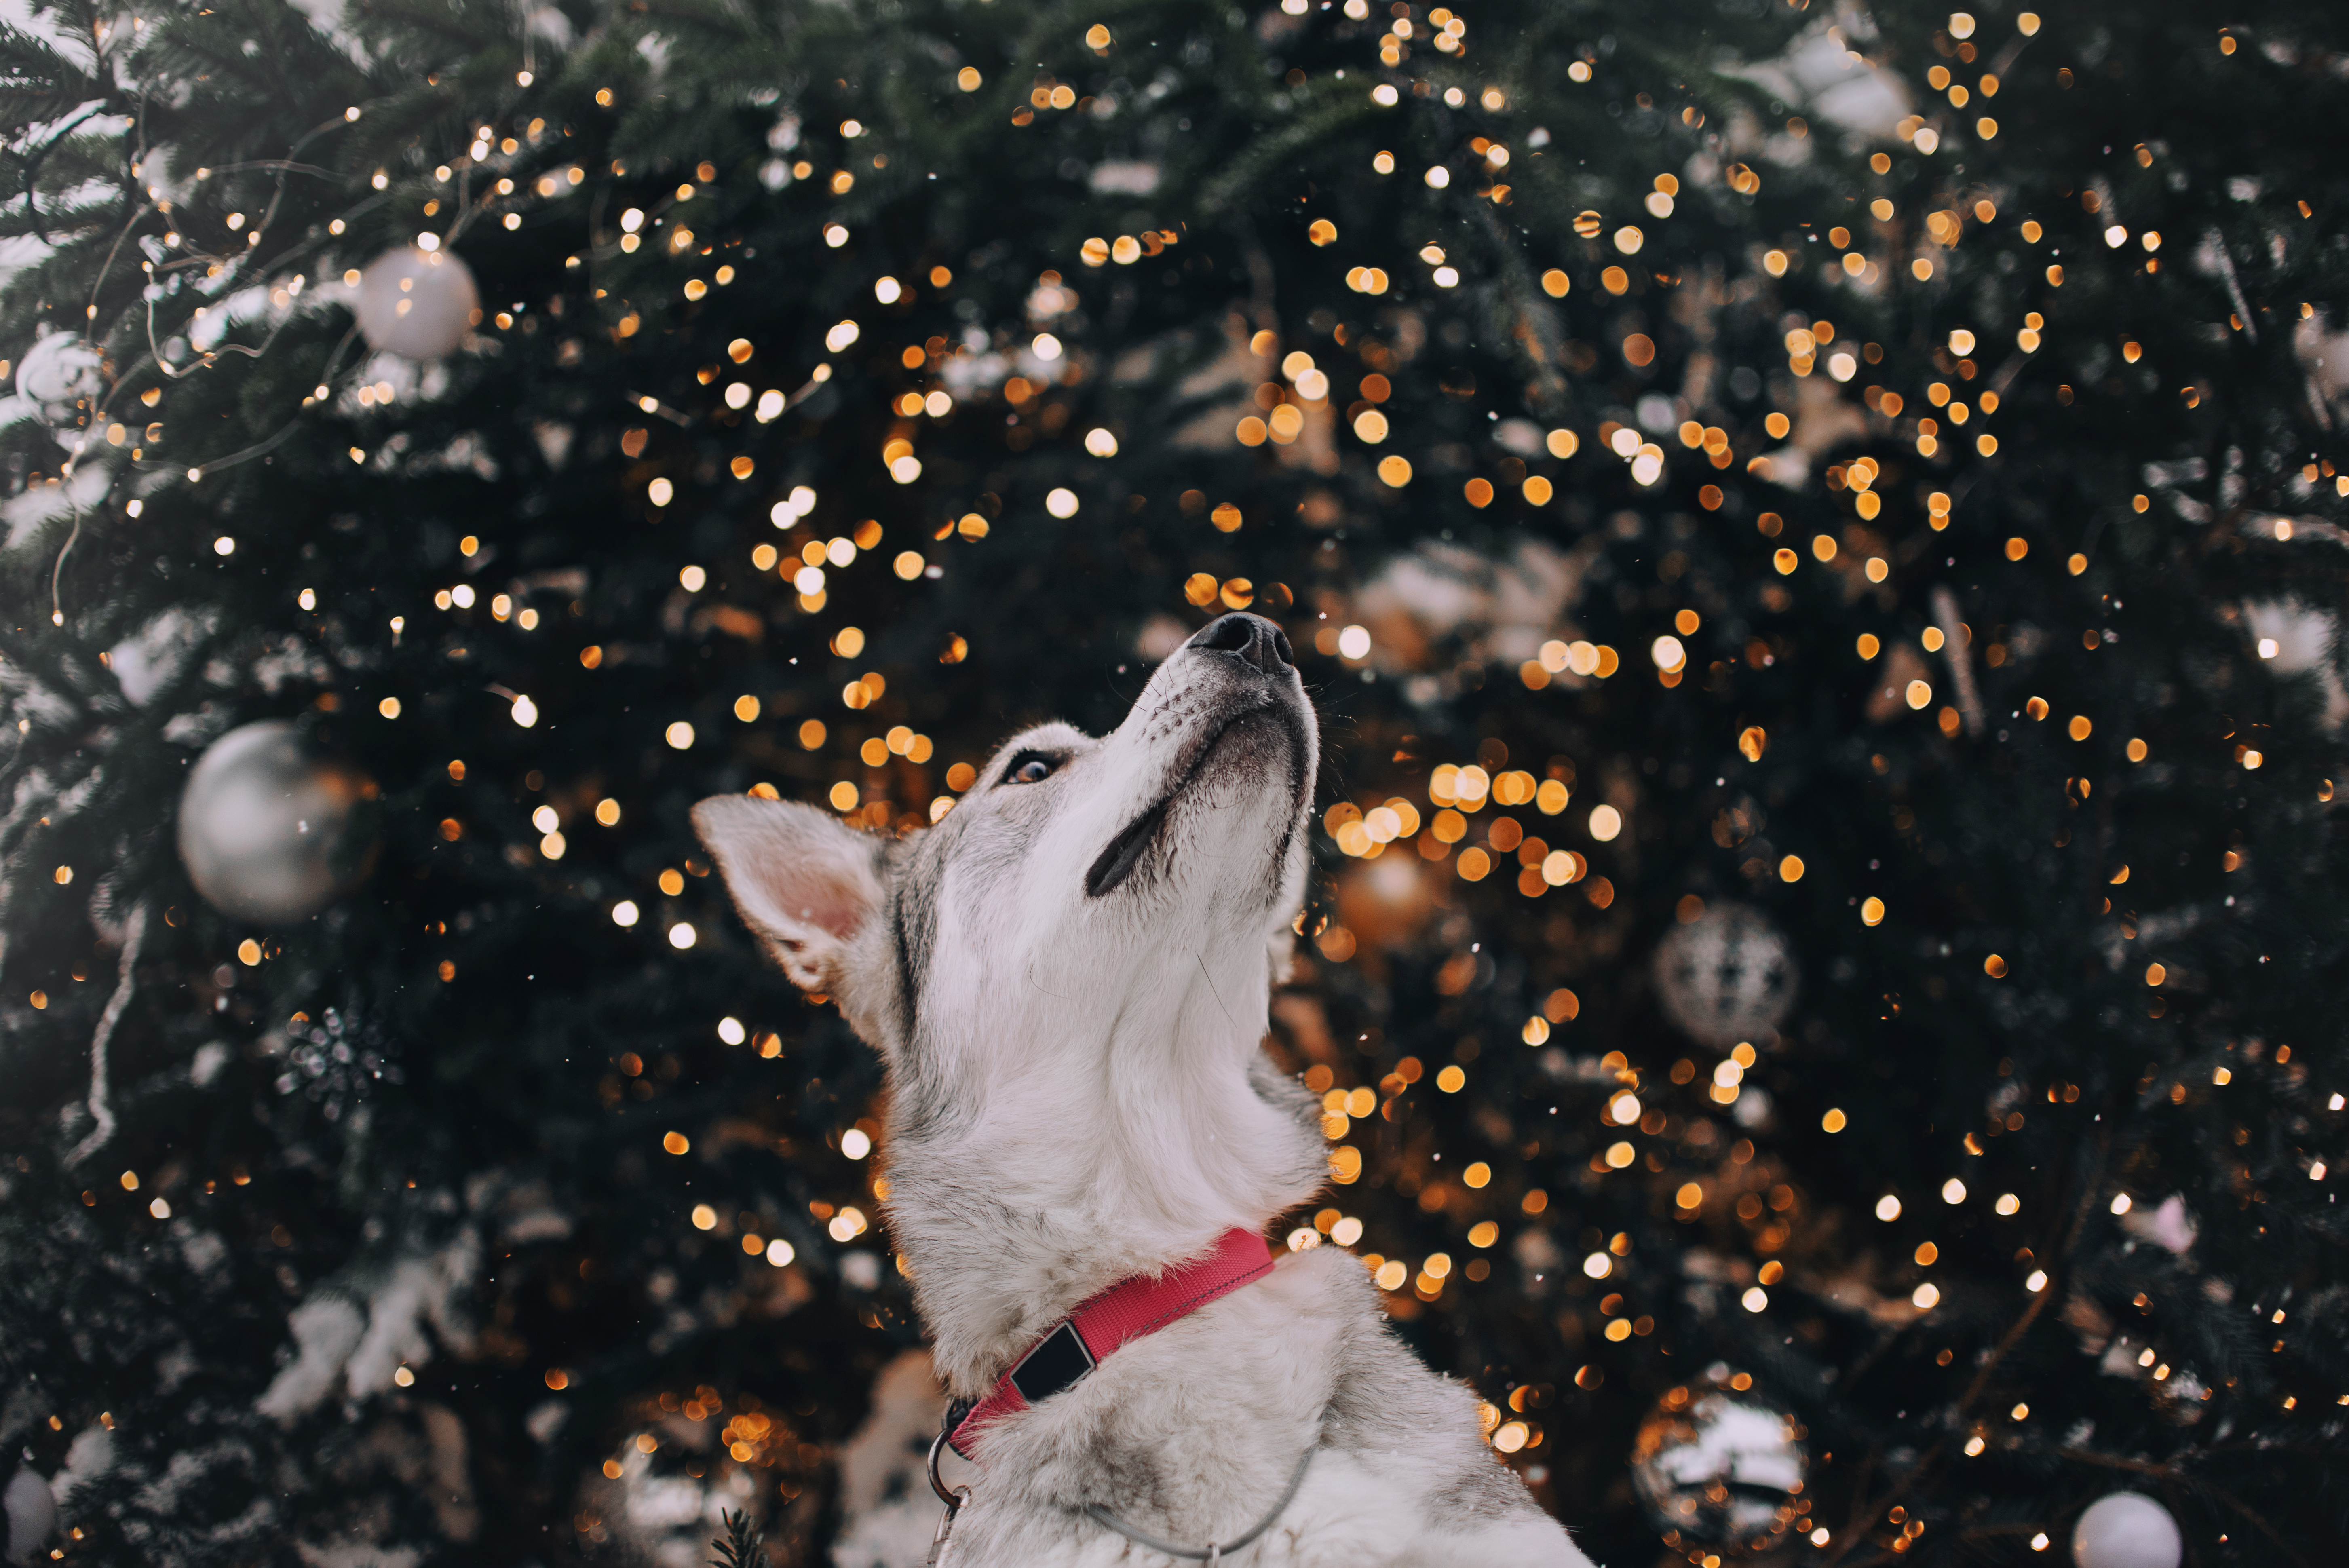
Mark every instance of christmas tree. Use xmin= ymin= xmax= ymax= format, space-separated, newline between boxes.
xmin=2 ymin=0 xmax=2343 ymax=1563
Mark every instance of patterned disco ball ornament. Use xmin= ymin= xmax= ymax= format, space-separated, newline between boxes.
xmin=15 ymin=330 xmax=106 ymax=425
xmin=1630 ymin=1383 xmax=1810 ymax=1554
xmin=1652 ymin=902 xmax=1798 ymax=1050
xmin=354 ymin=245 xmax=480 ymax=359
xmin=2071 ymin=1493 xmax=2182 ymax=1568
xmin=177 ymin=720 xmax=380 ymax=923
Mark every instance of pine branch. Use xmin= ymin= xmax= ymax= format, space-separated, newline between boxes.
xmin=708 ymin=1510 xmax=768 ymax=1568
xmin=0 ymin=22 xmax=97 ymax=126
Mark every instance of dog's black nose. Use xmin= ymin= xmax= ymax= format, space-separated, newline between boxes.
xmin=1188 ymin=612 xmax=1293 ymax=675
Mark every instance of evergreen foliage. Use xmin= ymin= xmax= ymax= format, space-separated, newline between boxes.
xmin=0 ymin=0 xmax=2343 ymax=1562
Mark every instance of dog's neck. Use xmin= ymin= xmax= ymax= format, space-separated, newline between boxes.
xmin=880 ymin=946 xmax=1323 ymax=1399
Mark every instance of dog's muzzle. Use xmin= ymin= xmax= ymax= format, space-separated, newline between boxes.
xmin=1186 ymin=611 xmax=1294 ymax=675
xmin=1084 ymin=614 xmax=1311 ymax=899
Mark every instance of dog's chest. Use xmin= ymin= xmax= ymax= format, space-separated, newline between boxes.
xmin=933 ymin=1255 xmax=1342 ymax=1553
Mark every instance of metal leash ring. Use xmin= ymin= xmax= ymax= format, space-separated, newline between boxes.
xmin=927 ymin=1431 xmax=971 ymax=1568
xmin=928 ymin=1428 xmax=963 ymax=1509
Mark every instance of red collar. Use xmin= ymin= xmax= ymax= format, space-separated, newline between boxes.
xmin=943 ymin=1227 xmax=1275 ymax=1459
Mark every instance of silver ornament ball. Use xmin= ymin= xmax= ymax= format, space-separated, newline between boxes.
xmin=2071 ymin=1493 xmax=2182 ymax=1568
xmin=15 ymin=331 xmax=106 ymax=425
xmin=354 ymin=246 xmax=479 ymax=360
xmin=1653 ymin=901 xmax=1798 ymax=1050
xmin=178 ymin=720 xmax=380 ymax=924
xmin=1629 ymin=1384 xmax=1810 ymax=1552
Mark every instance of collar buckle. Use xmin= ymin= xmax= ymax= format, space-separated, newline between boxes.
xmin=1007 ymin=1319 xmax=1096 ymax=1405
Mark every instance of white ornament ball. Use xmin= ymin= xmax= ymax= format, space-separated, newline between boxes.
xmin=1652 ymin=901 xmax=1798 ymax=1049
xmin=2071 ymin=1493 xmax=2182 ymax=1568
xmin=354 ymin=246 xmax=479 ymax=359
xmin=178 ymin=720 xmax=380 ymax=924
xmin=15 ymin=331 xmax=106 ymax=424
xmin=3 ymin=1467 xmax=56 ymax=1566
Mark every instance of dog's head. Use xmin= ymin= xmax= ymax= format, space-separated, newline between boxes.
xmin=693 ymin=613 xmax=1317 ymax=1070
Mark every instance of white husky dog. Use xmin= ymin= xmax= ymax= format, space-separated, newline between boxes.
xmin=695 ymin=612 xmax=1595 ymax=1567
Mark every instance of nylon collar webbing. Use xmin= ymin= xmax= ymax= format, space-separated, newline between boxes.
xmin=943 ymin=1227 xmax=1275 ymax=1460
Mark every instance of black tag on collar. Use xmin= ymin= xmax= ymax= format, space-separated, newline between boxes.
xmin=1007 ymin=1320 xmax=1095 ymax=1406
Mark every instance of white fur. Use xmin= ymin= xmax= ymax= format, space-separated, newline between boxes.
xmin=697 ymin=617 xmax=1596 ymax=1567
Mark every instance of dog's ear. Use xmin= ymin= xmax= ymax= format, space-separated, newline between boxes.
xmin=692 ymin=795 xmax=884 ymax=994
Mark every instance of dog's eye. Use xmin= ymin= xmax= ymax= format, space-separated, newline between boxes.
xmin=1006 ymin=755 xmax=1056 ymax=785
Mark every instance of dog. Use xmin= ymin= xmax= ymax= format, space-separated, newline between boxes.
xmin=695 ymin=612 xmax=1596 ymax=1566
